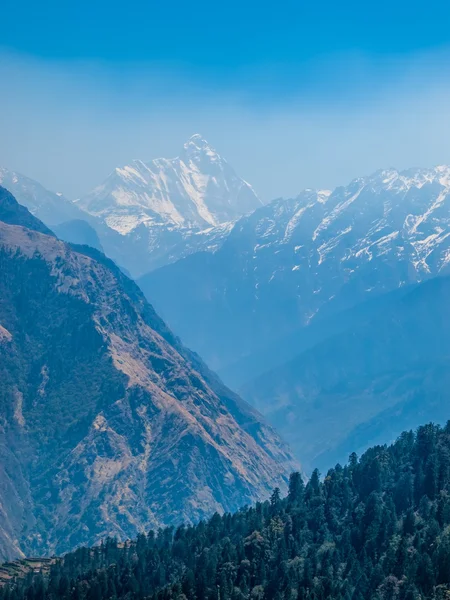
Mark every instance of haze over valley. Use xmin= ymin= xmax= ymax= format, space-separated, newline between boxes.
xmin=2 ymin=138 xmax=450 ymax=478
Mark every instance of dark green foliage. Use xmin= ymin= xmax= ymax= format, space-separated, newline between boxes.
xmin=4 ymin=422 xmax=450 ymax=600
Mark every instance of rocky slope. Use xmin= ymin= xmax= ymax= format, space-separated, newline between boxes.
xmin=242 ymin=274 xmax=450 ymax=473
xmin=0 ymin=187 xmax=297 ymax=560
xmin=139 ymin=166 xmax=450 ymax=371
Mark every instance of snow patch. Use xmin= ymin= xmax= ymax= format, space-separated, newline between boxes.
xmin=312 ymin=186 xmax=364 ymax=241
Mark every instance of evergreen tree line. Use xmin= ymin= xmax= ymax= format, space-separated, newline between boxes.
xmin=3 ymin=422 xmax=450 ymax=600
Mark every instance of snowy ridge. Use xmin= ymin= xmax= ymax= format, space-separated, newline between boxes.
xmin=250 ymin=165 xmax=450 ymax=270
xmin=0 ymin=157 xmax=239 ymax=278
xmin=240 ymin=165 xmax=450 ymax=316
xmin=139 ymin=164 xmax=450 ymax=371
xmin=76 ymin=134 xmax=262 ymax=235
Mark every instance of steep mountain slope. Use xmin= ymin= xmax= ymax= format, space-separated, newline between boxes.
xmin=76 ymin=134 xmax=262 ymax=234
xmin=0 ymin=186 xmax=54 ymax=236
xmin=0 ymin=190 xmax=297 ymax=560
xmin=139 ymin=167 xmax=450 ymax=371
xmin=242 ymin=275 xmax=450 ymax=473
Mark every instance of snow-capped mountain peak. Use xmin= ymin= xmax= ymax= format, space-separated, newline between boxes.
xmin=182 ymin=133 xmax=215 ymax=153
xmin=180 ymin=134 xmax=224 ymax=166
xmin=76 ymin=136 xmax=262 ymax=234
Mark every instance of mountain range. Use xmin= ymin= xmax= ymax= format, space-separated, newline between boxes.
xmin=136 ymin=165 xmax=450 ymax=471
xmin=0 ymin=185 xmax=296 ymax=561
xmin=3 ymin=145 xmax=450 ymax=496
xmin=0 ymin=136 xmax=259 ymax=278
xmin=139 ymin=166 xmax=450 ymax=372
xmin=0 ymin=167 xmax=85 ymax=229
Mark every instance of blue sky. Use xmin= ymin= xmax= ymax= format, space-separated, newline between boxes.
xmin=2 ymin=0 xmax=450 ymax=199
xmin=4 ymin=0 xmax=450 ymax=67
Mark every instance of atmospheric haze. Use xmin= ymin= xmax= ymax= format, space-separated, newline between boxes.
xmin=2 ymin=48 xmax=450 ymax=201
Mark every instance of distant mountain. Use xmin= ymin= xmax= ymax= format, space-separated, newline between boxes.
xmin=99 ymin=219 xmax=234 ymax=278
xmin=0 ymin=168 xmax=135 ymax=271
xmin=76 ymin=134 xmax=262 ymax=234
xmin=219 ymin=284 xmax=413 ymax=390
xmin=139 ymin=167 xmax=450 ymax=371
xmin=53 ymin=219 xmax=104 ymax=252
xmin=0 ymin=137 xmax=259 ymax=278
xmin=242 ymin=274 xmax=450 ymax=473
xmin=0 ymin=167 xmax=85 ymax=227
xmin=0 ymin=191 xmax=297 ymax=560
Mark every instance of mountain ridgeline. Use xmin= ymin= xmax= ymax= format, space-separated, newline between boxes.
xmin=0 ymin=186 xmax=297 ymax=561
xmin=4 ymin=147 xmax=450 ymax=565
xmin=4 ymin=422 xmax=450 ymax=600
xmin=140 ymin=166 xmax=450 ymax=372
xmin=0 ymin=136 xmax=260 ymax=278
xmin=52 ymin=220 xmax=104 ymax=253
xmin=137 ymin=165 xmax=450 ymax=471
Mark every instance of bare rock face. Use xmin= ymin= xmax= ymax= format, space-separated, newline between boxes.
xmin=0 ymin=189 xmax=297 ymax=560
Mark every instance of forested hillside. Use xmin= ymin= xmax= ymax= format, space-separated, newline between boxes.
xmin=4 ymin=422 xmax=450 ymax=600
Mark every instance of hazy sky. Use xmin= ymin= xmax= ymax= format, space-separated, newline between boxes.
xmin=3 ymin=0 xmax=450 ymax=201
